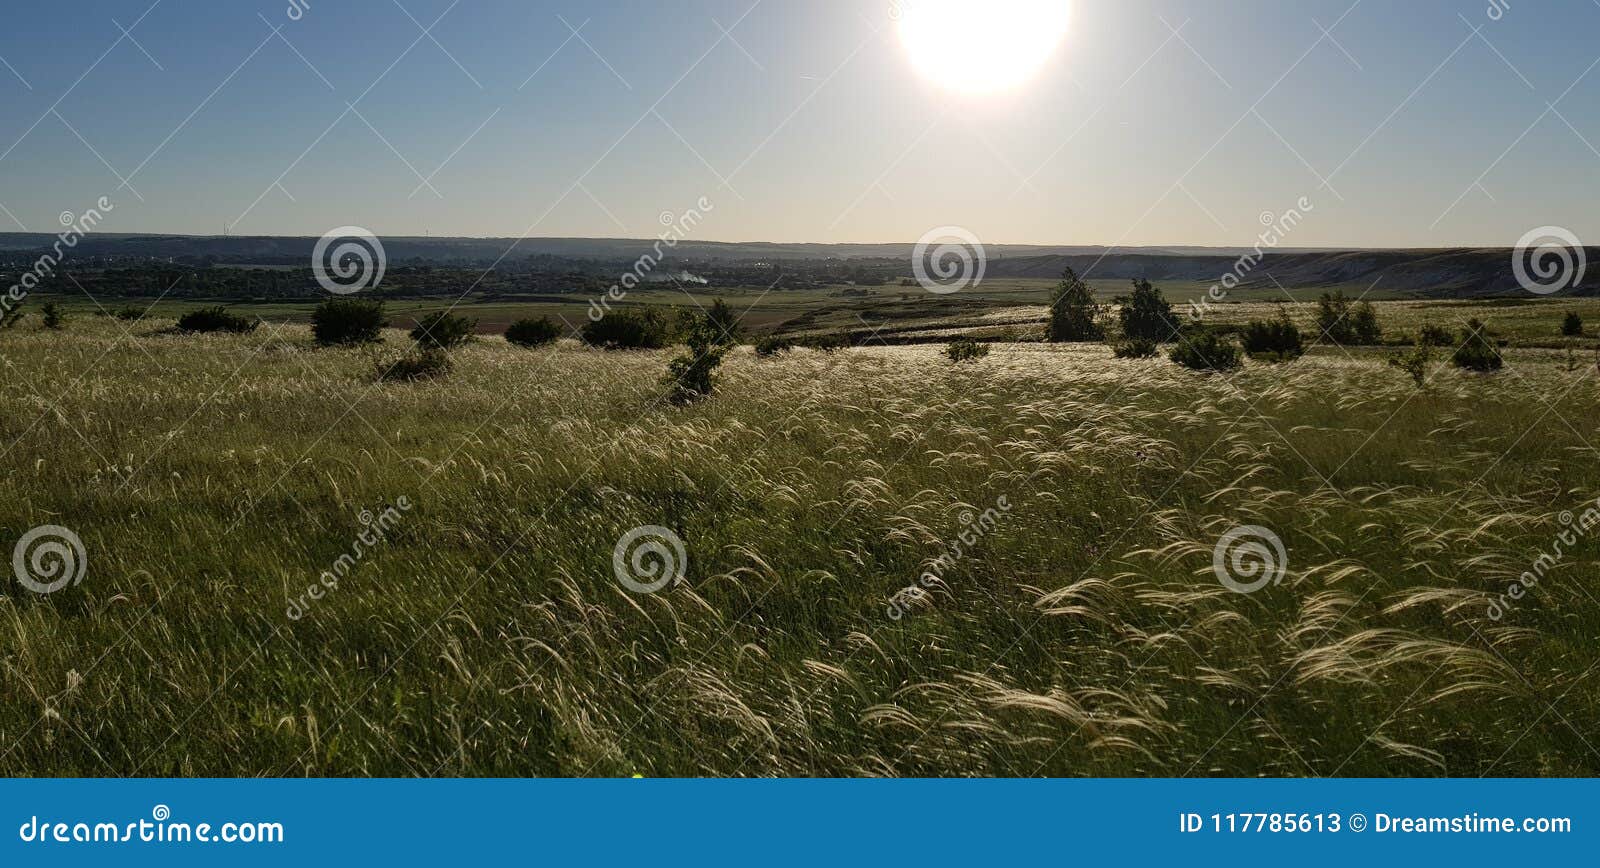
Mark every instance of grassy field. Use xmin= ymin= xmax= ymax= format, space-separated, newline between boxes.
xmin=2 ymin=313 xmax=1598 ymax=776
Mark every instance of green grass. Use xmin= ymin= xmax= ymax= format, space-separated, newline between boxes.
xmin=1 ymin=317 xmax=1597 ymax=776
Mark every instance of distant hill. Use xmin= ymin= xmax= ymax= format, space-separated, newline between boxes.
xmin=986 ymin=248 xmax=1600 ymax=297
xmin=1 ymin=233 xmax=1591 ymax=297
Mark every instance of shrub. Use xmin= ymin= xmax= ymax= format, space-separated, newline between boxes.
xmin=0 ymin=305 xmax=22 ymax=329
xmin=114 ymin=306 xmax=144 ymax=322
xmin=1563 ymin=312 xmax=1584 ymax=337
xmin=1388 ymin=341 xmax=1435 ymax=387
xmin=1240 ymin=312 xmax=1304 ymax=362
xmin=375 ymin=348 xmax=451 ymax=382
xmin=664 ymin=313 xmax=727 ymax=404
xmin=944 ymin=337 xmax=990 ymax=362
xmin=1351 ymin=301 xmax=1382 ymax=344
xmin=505 ymin=317 xmax=562 ymax=347
xmin=1315 ymin=292 xmax=1381 ymax=345
xmin=176 ymin=306 xmax=258 ymax=334
xmin=1112 ymin=337 xmax=1159 ymax=359
xmin=754 ymin=336 xmax=794 ymax=357
xmin=801 ymin=334 xmax=847 ymax=352
xmin=1118 ymin=278 xmax=1180 ymax=343
xmin=1453 ymin=319 xmax=1503 ymax=372
xmin=1169 ymin=327 xmax=1241 ymax=372
xmin=409 ymin=311 xmax=476 ymax=349
xmin=1418 ymin=323 xmax=1453 ymax=347
xmin=705 ymin=298 xmax=741 ymax=345
xmin=1047 ymin=267 xmax=1102 ymax=342
xmin=40 ymin=302 xmax=63 ymax=330
xmin=582 ymin=308 xmax=669 ymax=350
xmin=312 ymin=298 xmax=387 ymax=346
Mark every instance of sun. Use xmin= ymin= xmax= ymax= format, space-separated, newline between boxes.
xmin=896 ymin=0 xmax=1072 ymax=95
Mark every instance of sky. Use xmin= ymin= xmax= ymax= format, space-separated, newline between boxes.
xmin=0 ymin=0 xmax=1596 ymax=248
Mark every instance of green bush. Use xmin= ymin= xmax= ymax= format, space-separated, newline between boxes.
xmin=1418 ymin=323 xmax=1454 ymax=347
xmin=1240 ymin=313 xmax=1304 ymax=362
xmin=1118 ymin=278 xmax=1180 ymax=342
xmin=375 ymin=348 xmax=451 ymax=382
xmin=1112 ymin=337 xmax=1159 ymax=359
xmin=409 ymin=311 xmax=476 ymax=350
xmin=114 ymin=306 xmax=144 ymax=322
xmin=582 ymin=309 xmax=669 ymax=350
xmin=1453 ymin=319 xmax=1503 ymax=372
xmin=754 ymin=336 xmax=794 ymax=357
xmin=664 ymin=313 xmax=727 ymax=404
xmin=705 ymin=298 xmax=741 ymax=345
xmin=1169 ymin=327 xmax=1242 ymax=372
xmin=505 ymin=317 xmax=562 ymax=347
xmin=944 ymin=337 xmax=990 ymax=362
xmin=801 ymin=334 xmax=847 ymax=353
xmin=1315 ymin=292 xmax=1382 ymax=346
xmin=1563 ymin=312 xmax=1584 ymax=337
xmin=40 ymin=302 xmax=63 ymax=330
xmin=1047 ymin=267 xmax=1103 ymax=342
xmin=1389 ymin=341 xmax=1435 ymax=387
xmin=312 ymin=298 xmax=387 ymax=346
xmin=176 ymin=306 xmax=259 ymax=334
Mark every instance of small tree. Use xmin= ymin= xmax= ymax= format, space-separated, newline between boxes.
xmin=1240 ymin=310 xmax=1305 ymax=362
xmin=506 ymin=317 xmax=562 ymax=347
xmin=312 ymin=298 xmax=388 ymax=346
xmin=1351 ymin=301 xmax=1382 ymax=344
xmin=1315 ymin=291 xmax=1380 ymax=345
xmin=1563 ymin=312 xmax=1584 ymax=337
xmin=409 ymin=311 xmax=476 ymax=350
xmin=1169 ymin=326 xmax=1241 ymax=372
xmin=944 ymin=337 xmax=990 ymax=362
xmin=664 ymin=313 xmax=727 ymax=404
xmin=1315 ymin=291 xmax=1354 ymax=344
xmin=1388 ymin=340 xmax=1434 ymax=387
xmin=705 ymin=298 xmax=741 ymax=345
xmin=1452 ymin=318 xmax=1503 ymax=372
xmin=1047 ymin=267 xmax=1102 ymax=342
xmin=1119 ymin=278 xmax=1180 ymax=342
xmin=40 ymin=302 xmax=63 ymax=330
xmin=0 ymin=303 xmax=22 ymax=329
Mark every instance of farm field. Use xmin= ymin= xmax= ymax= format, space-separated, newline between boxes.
xmin=2 ymin=313 xmax=1597 ymax=776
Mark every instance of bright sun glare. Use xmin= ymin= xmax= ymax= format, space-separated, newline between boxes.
xmin=897 ymin=0 xmax=1072 ymax=95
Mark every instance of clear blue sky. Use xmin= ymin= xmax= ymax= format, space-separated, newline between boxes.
xmin=0 ymin=0 xmax=1595 ymax=248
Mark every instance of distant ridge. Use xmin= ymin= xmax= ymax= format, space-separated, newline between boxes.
xmin=1 ymin=233 xmax=1591 ymax=297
